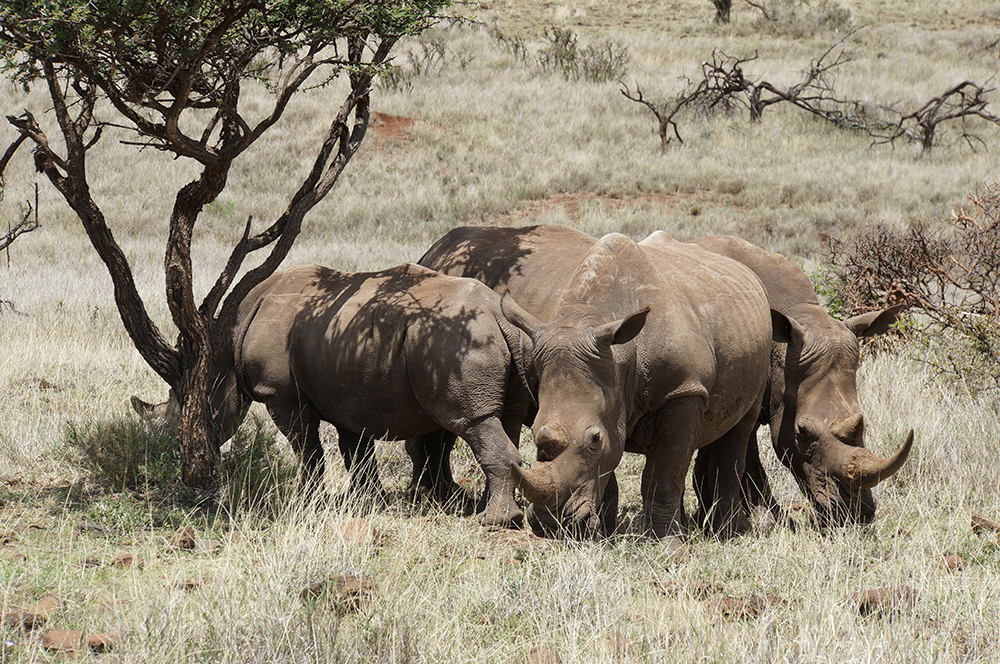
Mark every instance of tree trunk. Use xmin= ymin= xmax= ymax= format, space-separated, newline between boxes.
xmin=166 ymin=166 xmax=231 ymax=489
xmin=713 ymin=0 xmax=732 ymax=23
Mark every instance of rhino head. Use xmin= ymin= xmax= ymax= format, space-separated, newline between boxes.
xmin=502 ymin=294 xmax=649 ymax=538
xmin=775 ymin=304 xmax=913 ymax=527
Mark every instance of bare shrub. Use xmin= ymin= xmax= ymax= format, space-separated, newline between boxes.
xmin=380 ymin=38 xmax=464 ymax=93
xmin=823 ymin=184 xmax=1000 ymax=392
xmin=537 ymin=27 xmax=628 ymax=83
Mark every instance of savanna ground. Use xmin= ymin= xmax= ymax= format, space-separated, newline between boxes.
xmin=2 ymin=0 xmax=1000 ymax=661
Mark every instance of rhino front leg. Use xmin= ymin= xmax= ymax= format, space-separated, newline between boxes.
xmin=599 ymin=471 xmax=619 ymax=536
xmin=461 ymin=417 xmax=524 ymax=529
xmin=641 ymin=397 xmax=703 ymax=546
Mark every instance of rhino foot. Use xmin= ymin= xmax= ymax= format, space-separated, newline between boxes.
xmin=477 ymin=500 xmax=524 ymax=530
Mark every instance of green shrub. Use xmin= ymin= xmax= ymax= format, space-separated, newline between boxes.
xmin=67 ymin=416 xmax=181 ymax=491
xmin=68 ymin=412 xmax=297 ymax=514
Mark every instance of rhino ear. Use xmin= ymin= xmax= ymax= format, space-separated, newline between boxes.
xmin=844 ymin=303 xmax=906 ymax=338
xmin=771 ymin=310 xmax=805 ymax=346
xmin=594 ymin=307 xmax=650 ymax=346
xmin=501 ymin=291 xmax=544 ymax=339
xmin=130 ymin=395 xmax=157 ymax=417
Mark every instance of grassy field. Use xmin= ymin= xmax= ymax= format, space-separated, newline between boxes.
xmin=2 ymin=0 xmax=1000 ymax=661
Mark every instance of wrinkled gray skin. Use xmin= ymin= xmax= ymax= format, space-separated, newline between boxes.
xmin=426 ymin=227 xmax=778 ymax=543
xmin=688 ymin=236 xmax=913 ymax=527
xmin=131 ymin=264 xmax=532 ymax=528
xmin=419 ymin=224 xmax=913 ymax=530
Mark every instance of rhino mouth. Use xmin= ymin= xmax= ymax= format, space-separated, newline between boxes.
xmin=525 ymin=502 xmax=600 ymax=540
xmin=812 ymin=484 xmax=877 ymax=528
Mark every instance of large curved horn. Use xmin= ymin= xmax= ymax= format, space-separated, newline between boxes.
xmin=510 ymin=461 xmax=559 ymax=507
xmin=837 ymin=430 xmax=915 ymax=490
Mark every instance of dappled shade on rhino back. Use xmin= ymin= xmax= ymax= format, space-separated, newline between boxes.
xmin=418 ymin=224 xmax=598 ymax=322
xmin=136 ymin=263 xmax=534 ymax=528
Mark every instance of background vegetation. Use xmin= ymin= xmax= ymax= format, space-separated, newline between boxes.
xmin=1 ymin=0 xmax=999 ymax=661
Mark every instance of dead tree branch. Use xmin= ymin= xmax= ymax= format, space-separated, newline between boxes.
xmin=625 ymin=33 xmax=1000 ymax=156
xmin=0 ymin=132 xmax=39 ymax=254
xmin=872 ymin=80 xmax=1000 ymax=157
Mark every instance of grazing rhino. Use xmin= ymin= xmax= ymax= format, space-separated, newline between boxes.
xmin=419 ymin=224 xmax=913 ymax=529
xmin=131 ymin=264 xmax=532 ymax=528
xmin=687 ymin=235 xmax=912 ymax=527
xmin=463 ymin=231 xmax=780 ymax=543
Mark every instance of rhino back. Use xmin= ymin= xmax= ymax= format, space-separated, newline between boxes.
xmin=419 ymin=224 xmax=597 ymax=322
xmin=688 ymin=235 xmax=824 ymax=318
xmin=260 ymin=266 xmax=512 ymax=437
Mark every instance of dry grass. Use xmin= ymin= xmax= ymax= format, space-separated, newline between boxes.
xmin=1 ymin=0 xmax=1000 ymax=661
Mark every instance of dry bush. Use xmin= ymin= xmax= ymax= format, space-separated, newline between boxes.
xmin=824 ymin=184 xmax=1000 ymax=392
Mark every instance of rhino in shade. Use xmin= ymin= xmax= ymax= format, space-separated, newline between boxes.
xmin=132 ymin=264 xmax=533 ymax=528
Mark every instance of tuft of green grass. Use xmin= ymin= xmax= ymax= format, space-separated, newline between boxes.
xmin=66 ymin=416 xmax=182 ymax=492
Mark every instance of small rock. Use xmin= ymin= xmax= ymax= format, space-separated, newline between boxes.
xmin=971 ymin=514 xmax=1000 ymax=534
xmin=86 ymin=632 xmax=118 ymax=653
xmin=328 ymin=518 xmax=382 ymax=549
xmin=173 ymin=576 xmax=206 ymax=591
xmin=79 ymin=555 xmax=102 ymax=568
xmin=300 ymin=580 xmax=326 ymax=600
xmin=300 ymin=574 xmax=374 ymax=613
xmin=12 ymin=523 xmax=45 ymax=534
xmin=940 ymin=554 xmax=968 ymax=571
xmin=526 ymin=644 xmax=563 ymax=664
xmin=846 ymin=585 xmax=917 ymax=617
xmin=32 ymin=596 xmax=59 ymax=619
xmin=112 ymin=552 xmax=143 ymax=569
xmin=41 ymin=629 xmax=83 ymax=653
xmin=2 ymin=608 xmax=31 ymax=631
xmin=75 ymin=522 xmax=109 ymax=536
xmin=168 ymin=526 xmax=197 ymax=551
xmin=710 ymin=595 xmax=783 ymax=621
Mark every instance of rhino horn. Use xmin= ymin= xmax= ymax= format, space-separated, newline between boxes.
xmin=836 ymin=430 xmax=914 ymax=490
xmin=510 ymin=461 xmax=559 ymax=507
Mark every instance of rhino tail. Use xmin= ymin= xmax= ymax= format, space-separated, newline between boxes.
xmin=232 ymin=294 xmax=267 ymax=392
xmin=495 ymin=309 xmax=536 ymax=406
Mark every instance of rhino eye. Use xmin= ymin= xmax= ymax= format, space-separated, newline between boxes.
xmin=795 ymin=419 xmax=820 ymax=442
xmin=585 ymin=427 xmax=602 ymax=449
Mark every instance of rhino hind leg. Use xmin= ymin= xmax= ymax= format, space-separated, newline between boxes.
xmin=266 ymin=400 xmax=326 ymax=495
xmin=404 ymin=431 xmax=470 ymax=512
xmin=692 ymin=410 xmax=755 ymax=538
xmin=335 ymin=427 xmax=387 ymax=504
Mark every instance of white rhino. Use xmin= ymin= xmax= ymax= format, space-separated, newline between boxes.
xmin=132 ymin=264 xmax=532 ymax=527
